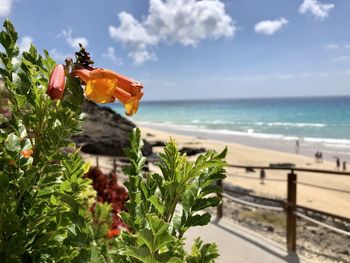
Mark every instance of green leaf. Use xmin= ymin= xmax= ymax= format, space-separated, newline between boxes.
xmin=185 ymin=213 xmax=211 ymax=227
xmin=146 ymin=214 xmax=169 ymax=236
xmin=191 ymin=197 xmax=220 ymax=212
xmin=138 ymin=229 xmax=154 ymax=252
xmin=50 ymin=194 xmax=58 ymax=205
xmin=60 ymin=194 xmax=79 ymax=214
xmin=119 ymin=211 xmax=135 ymax=228
xmin=154 ymin=231 xmax=174 ymax=250
xmin=148 ymin=195 xmax=165 ymax=215
xmin=15 ymin=94 xmax=26 ymax=108
xmin=90 ymin=246 xmax=107 ymax=263
xmin=17 ymin=121 xmax=27 ymax=138
xmin=5 ymin=132 xmax=20 ymax=152
xmin=0 ymin=172 xmax=9 ymax=190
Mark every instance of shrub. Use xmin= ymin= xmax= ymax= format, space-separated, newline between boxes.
xmin=111 ymin=129 xmax=227 ymax=262
xmin=0 ymin=19 xmax=227 ymax=262
xmin=0 ymin=20 xmax=93 ymax=262
xmin=85 ymin=168 xmax=129 ymax=237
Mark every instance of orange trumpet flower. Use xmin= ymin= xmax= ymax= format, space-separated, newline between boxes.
xmin=20 ymin=149 xmax=33 ymax=158
xmin=47 ymin=64 xmax=66 ymax=100
xmin=72 ymin=68 xmax=143 ymax=116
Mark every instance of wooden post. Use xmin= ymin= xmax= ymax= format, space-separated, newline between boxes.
xmin=217 ymin=179 xmax=223 ymax=220
xmin=112 ymin=158 xmax=117 ymax=173
xmin=286 ymin=170 xmax=297 ymax=252
xmin=96 ymin=156 xmax=99 ymax=168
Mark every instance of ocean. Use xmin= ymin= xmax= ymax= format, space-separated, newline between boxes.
xmin=111 ymin=96 xmax=350 ymax=160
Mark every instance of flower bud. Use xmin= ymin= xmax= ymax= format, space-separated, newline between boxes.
xmin=47 ymin=64 xmax=66 ymax=100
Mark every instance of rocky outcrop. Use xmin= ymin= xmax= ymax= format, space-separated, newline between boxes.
xmin=72 ymin=101 xmax=152 ymax=156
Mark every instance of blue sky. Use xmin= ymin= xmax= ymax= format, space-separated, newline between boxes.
xmin=1 ymin=0 xmax=349 ymax=101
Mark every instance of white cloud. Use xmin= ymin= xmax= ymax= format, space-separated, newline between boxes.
xmin=109 ymin=0 xmax=235 ymax=64
xmin=128 ymin=50 xmax=157 ymax=65
xmin=345 ymin=45 xmax=350 ymax=49
xmin=102 ymin=47 xmax=124 ymax=66
xmin=325 ymin=43 xmax=339 ymax=50
xmin=57 ymin=29 xmax=88 ymax=49
xmin=19 ymin=36 xmax=33 ymax=52
xmin=0 ymin=0 xmax=15 ymax=17
xmin=277 ymin=73 xmax=293 ymax=80
xmin=299 ymin=0 xmax=335 ymax=20
xmin=50 ymin=48 xmax=70 ymax=62
xmin=333 ymin=56 xmax=349 ymax=62
xmin=254 ymin=18 xmax=288 ymax=35
xmin=300 ymin=72 xmax=312 ymax=77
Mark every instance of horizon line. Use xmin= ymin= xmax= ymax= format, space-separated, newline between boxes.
xmin=140 ymin=94 xmax=350 ymax=103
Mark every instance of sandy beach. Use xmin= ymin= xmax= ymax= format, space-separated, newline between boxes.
xmin=140 ymin=126 xmax=350 ymax=218
xmin=83 ymin=125 xmax=350 ymax=218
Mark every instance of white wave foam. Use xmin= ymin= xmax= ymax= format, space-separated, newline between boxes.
xmin=191 ymin=119 xmax=234 ymax=125
xmin=137 ymin=121 xmax=350 ymax=148
xmin=190 ymin=120 xmax=326 ymax=127
xmin=257 ymin=122 xmax=325 ymax=128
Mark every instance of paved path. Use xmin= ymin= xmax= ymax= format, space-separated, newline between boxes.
xmin=185 ymin=219 xmax=307 ymax=263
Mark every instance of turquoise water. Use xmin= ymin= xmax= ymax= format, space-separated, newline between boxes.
xmin=111 ymin=96 xmax=350 ymax=155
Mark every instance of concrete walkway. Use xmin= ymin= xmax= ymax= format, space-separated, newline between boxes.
xmin=185 ymin=218 xmax=307 ymax=263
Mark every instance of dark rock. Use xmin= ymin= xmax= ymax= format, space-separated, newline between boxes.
xmin=72 ymin=101 xmax=152 ymax=157
xmin=146 ymin=133 xmax=155 ymax=137
xmin=150 ymin=140 xmax=166 ymax=147
xmin=179 ymin=147 xmax=206 ymax=156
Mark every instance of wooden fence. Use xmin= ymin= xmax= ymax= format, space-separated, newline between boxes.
xmin=218 ymin=164 xmax=350 ymax=252
xmin=94 ymin=156 xmax=350 ymax=253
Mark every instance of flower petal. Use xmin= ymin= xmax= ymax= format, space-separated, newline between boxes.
xmin=72 ymin=68 xmax=91 ymax=83
xmin=85 ymin=79 xmax=117 ymax=103
xmin=90 ymin=68 xmax=118 ymax=81
xmin=124 ymin=92 xmax=143 ymax=116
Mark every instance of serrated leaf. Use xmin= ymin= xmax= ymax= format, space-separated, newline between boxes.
xmin=185 ymin=213 xmax=211 ymax=227
xmin=146 ymin=214 xmax=169 ymax=236
xmin=148 ymin=195 xmax=165 ymax=215
xmin=191 ymin=197 xmax=220 ymax=212
xmin=60 ymin=195 xmax=79 ymax=213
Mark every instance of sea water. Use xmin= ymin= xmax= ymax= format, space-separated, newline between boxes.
xmin=111 ymin=96 xmax=350 ymax=159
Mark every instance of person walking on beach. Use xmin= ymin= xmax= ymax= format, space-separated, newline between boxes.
xmin=260 ymin=169 xmax=266 ymax=185
xmin=315 ymin=151 xmax=319 ymax=163
xmin=295 ymin=139 xmax=300 ymax=154
xmin=343 ymin=161 xmax=347 ymax=171
xmin=336 ymin=157 xmax=340 ymax=170
xmin=315 ymin=151 xmax=323 ymax=163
